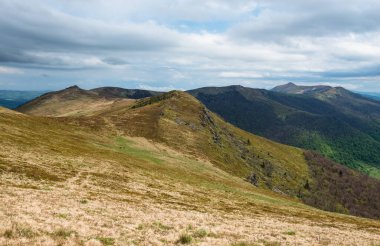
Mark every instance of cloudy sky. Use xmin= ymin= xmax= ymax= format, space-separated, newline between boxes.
xmin=1 ymin=0 xmax=380 ymax=91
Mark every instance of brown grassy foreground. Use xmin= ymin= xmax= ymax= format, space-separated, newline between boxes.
xmin=1 ymin=103 xmax=380 ymax=245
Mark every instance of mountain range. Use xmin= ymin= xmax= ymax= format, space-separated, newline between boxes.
xmin=8 ymin=83 xmax=380 ymax=179
xmin=0 ymin=90 xmax=47 ymax=109
xmin=189 ymin=83 xmax=380 ymax=179
xmin=360 ymin=92 xmax=380 ymax=101
xmin=1 ymin=84 xmax=380 ymax=244
xmin=271 ymin=82 xmax=333 ymax=94
xmin=13 ymin=85 xmax=380 ymax=217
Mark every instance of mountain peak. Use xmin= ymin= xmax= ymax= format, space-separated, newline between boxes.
xmin=16 ymin=85 xmax=101 ymax=116
xmin=65 ymin=85 xmax=81 ymax=90
xmin=227 ymin=85 xmax=245 ymax=89
xmin=272 ymin=83 xmax=332 ymax=95
xmin=90 ymin=87 xmax=163 ymax=99
xmin=285 ymin=82 xmax=297 ymax=86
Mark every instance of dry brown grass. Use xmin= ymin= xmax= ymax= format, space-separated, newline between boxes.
xmin=1 ymin=175 xmax=380 ymax=245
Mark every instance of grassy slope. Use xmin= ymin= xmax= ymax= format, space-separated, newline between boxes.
xmin=16 ymin=86 xmax=131 ymax=117
xmin=1 ymin=107 xmax=380 ymax=245
xmin=12 ymin=91 xmax=380 ymax=219
xmin=79 ymin=91 xmax=311 ymax=196
xmin=120 ymin=92 xmax=380 ymax=219
xmin=17 ymin=85 xmax=380 ymax=180
xmin=17 ymin=90 xmax=311 ymax=196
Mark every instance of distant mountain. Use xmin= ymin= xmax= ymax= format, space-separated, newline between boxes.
xmin=90 ymin=86 xmax=162 ymax=99
xmin=189 ymin=84 xmax=380 ymax=178
xmin=0 ymin=90 xmax=47 ymax=109
xmin=17 ymin=85 xmax=104 ymax=116
xmin=359 ymin=92 xmax=380 ymax=101
xmin=17 ymin=86 xmax=163 ymax=116
xmin=272 ymin=82 xmax=332 ymax=94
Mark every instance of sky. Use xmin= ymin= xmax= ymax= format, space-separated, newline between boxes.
xmin=1 ymin=0 xmax=380 ymax=91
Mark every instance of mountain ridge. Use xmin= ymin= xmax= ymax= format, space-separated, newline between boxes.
xmin=271 ymin=82 xmax=332 ymax=94
xmin=15 ymin=83 xmax=380 ymax=178
xmin=16 ymin=85 xmax=161 ymax=117
xmin=90 ymin=86 xmax=162 ymax=99
xmin=189 ymin=84 xmax=380 ymax=178
xmin=13 ymin=87 xmax=380 ymax=219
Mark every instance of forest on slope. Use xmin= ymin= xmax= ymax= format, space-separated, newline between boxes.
xmin=189 ymin=85 xmax=380 ymax=178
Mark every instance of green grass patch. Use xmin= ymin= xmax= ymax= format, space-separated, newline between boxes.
xmin=262 ymin=241 xmax=281 ymax=246
xmin=193 ymin=228 xmax=208 ymax=238
xmin=284 ymin=230 xmax=296 ymax=236
xmin=56 ymin=213 xmax=69 ymax=219
xmin=231 ymin=242 xmax=257 ymax=246
xmin=3 ymin=230 xmax=13 ymax=238
xmin=7 ymin=224 xmax=37 ymax=238
xmin=96 ymin=236 xmax=115 ymax=245
xmin=114 ymin=137 xmax=163 ymax=165
xmin=79 ymin=199 xmax=88 ymax=204
xmin=357 ymin=162 xmax=380 ymax=179
xmin=177 ymin=234 xmax=192 ymax=244
xmin=52 ymin=228 xmax=77 ymax=238
xmin=153 ymin=222 xmax=172 ymax=231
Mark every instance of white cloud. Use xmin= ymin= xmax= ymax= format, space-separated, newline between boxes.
xmin=138 ymin=84 xmax=183 ymax=92
xmin=0 ymin=66 xmax=22 ymax=74
xmin=47 ymin=0 xmax=257 ymax=22
xmin=1 ymin=0 xmax=380 ymax=91
xmin=219 ymin=71 xmax=263 ymax=78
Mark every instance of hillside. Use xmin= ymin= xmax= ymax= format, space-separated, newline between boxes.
xmin=31 ymin=90 xmax=311 ymax=194
xmin=2 ymin=99 xmax=380 ymax=245
xmin=14 ymin=89 xmax=380 ymax=220
xmin=189 ymin=85 xmax=380 ymax=178
xmin=16 ymin=86 xmax=155 ymax=117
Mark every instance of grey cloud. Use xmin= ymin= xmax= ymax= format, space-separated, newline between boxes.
xmin=51 ymin=0 xmax=257 ymax=22
xmin=102 ymin=57 xmax=129 ymax=65
xmin=1 ymin=0 xmax=380 ymax=91
xmin=0 ymin=50 xmax=66 ymax=66
xmin=230 ymin=0 xmax=380 ymax=42
xmin=0 ymin=50 xmax=96 ymax=70
xmin=319 ymin=65 xmax=380 ymax=78
xmin=0 ymin=0 xmax=180 ymax=68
